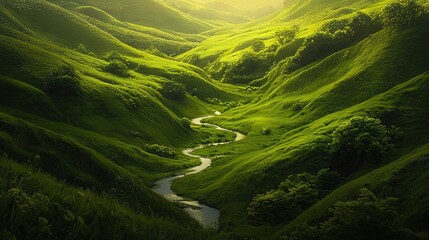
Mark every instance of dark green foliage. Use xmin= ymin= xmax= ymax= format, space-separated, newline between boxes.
xmin=284 ymin=12 xmax=379 ymax=73
xmin=75 ymin=43 xmax=96 ymax=57
xmin=382 ymin=0 xmax=426 ymax=26
xmin=275 ymin=26 xmax=299 ymax=45
xmin=161 ymin=81 xmax=186 ymax=101
xmin=284 ymin=188 xmax=404 ymax=240
xmin=329 ymin=116 xmax=399 ymax=172
xmin=349 ymin=12 xmax=380 ymax=37
xmin=261 ymin=127 xmax=271 ymax=135
xmin=104 ymin=51 xmax=127 ymax=62
xmin=0 ymin=156 xmax=214 ymax=240
xmin=180 ymin=117 xmax=191 ymax=129
xmin=103 ymin=60 xmax=130 ymax=77
xmin=223 ymin=51 xmax=269 ymax=84
xmin=248 ymin=169 xmax=340 ymax=223
xmin=251 ymin=40 xmax=265 ymax=52
xmin=145 ymin=144 xmax=178 ymax=159
xmin=321 ymin=19 xmax=349 ymax=34
xmin=43 ymin=66 xmax=81 ymax=97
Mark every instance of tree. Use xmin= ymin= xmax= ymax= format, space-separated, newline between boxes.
xmin=320 ymin=188 xmax=402 ymax=240
xmin=103 ymin=60 xmax=129 ymax=77
xmin=349 ymin=12 xmax=378 ymax=37
xmin=44 ymin=66 xmax=81 ymax=96
xmin=322 ymin=19 xmax=349 ymax=34
xmin=329 ymin=116 xmax=396 ymax=172
xmin=161 ymin=81 xmax=186 ymax=101
xmin=248 ymin=172 xmax=320 ymax=222
xmin=275 ymin=26 xmax=299 ymax=45
xmin=251 ymin=40 xmax=265 ymax=52
xmin=382 ymin=0 xmax=426 ymax=26
xmin=284 ymin=188 xmax=404 ymax=240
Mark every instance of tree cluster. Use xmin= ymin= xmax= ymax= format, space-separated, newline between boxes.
xmin=329 ymin=116 xmax=401 ymax=173
xmin=161 ymin=81 xmax=186 ymax=101
xmin=247 ymin=169 xmax=341 ymax=222
xmin=223 ymin=51 xmax=270 ymax=84
xmin=382 ymin=0 xmax=427 ymax=26
xmin=284 ymin=188 xmax=406 ymax=240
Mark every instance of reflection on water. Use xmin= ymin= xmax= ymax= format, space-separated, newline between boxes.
xmin=152 ymin=114 xmax=245 ymax=228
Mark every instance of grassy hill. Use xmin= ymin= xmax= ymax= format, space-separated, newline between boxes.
xmin=48 ymin=0 xmax=216 ymax=34
xmin=0 ymin=0 xmax=247 ymax=238
xmin=172 ymin=0 xmax=429 ymax=238
xmin=1 ymin=0 xmax=429 ymax=239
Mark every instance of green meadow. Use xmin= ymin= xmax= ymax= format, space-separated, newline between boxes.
xmin=1 ymin=0 xmax=429 ymax=239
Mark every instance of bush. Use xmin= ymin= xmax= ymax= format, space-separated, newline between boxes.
xmin=223 ymin=51 xmax=269 ymax=84
xmin=329 ymin=116 xmax=398 ymax=172
xmin=75 ymin=43 xmax=96 ymax=57
xmin=44 ymin=66 xmax=81 ymax=96
xmin=103 ymin=60 xmax=129 ymax=77
xmin=144 ymin=144 xmax=177 ymax=159
xmin=283 ymin=12 xmax=379 ymax=73
xmin=180 ymin=117 xmax=191 ymax=129
xmin=162 ymin=81 xmax=186 ymax=101
xmin=251 ymin=40 xmax=265 ymax=52
xmin=321 ymin=19 xmax=349 ymax=34
xmin=284 ymin=188 xmax=404 ymax=240
xmin=248 ymin=169 xmax=341 ymax=223
xmin=275 ymin=26 xmax=299 ymax=45
xmin=382 ymin=0 xmax=426 ymax=26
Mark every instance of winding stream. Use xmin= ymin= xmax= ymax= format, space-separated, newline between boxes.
xmin=152 ymin=114 xmax=245 ymax=228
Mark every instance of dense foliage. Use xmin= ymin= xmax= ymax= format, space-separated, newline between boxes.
xmin=223 ymin=51 xmax=270 ymax=84
xmin=44 ymin=66 xmax=81 ymax=97
xmin=382 ymin=0 xmax=426 ymax=26
xmin=330 ymin=116 xmax=400 ymax=173
xmin=248 ymin=169 xmax=341 ymax=222
xmin=145 ymin=144 xmax=178 ymax=159
xmin=161 ymin=81 xmax=186 ymax=101
xmin=103 ymin=60 xmax=130 ymax=77
xmin=0 ymin=156 xmax=213 ymax=240
xmin=284 ymin=188 xmax=406 ymax=240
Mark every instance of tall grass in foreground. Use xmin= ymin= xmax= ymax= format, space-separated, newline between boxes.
xmin=0 ymin=155 xmax=217 ymax=240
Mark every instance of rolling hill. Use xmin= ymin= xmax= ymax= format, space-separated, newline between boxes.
xmin=1 ymin=0 xmax=429 ymax=239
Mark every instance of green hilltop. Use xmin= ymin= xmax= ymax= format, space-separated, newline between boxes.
xmin=1 ymin=0 xmax=429 ymax=239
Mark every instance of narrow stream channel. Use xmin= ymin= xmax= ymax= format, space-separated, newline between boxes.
xmin=152 ymin=114 xmax=246 ymax=228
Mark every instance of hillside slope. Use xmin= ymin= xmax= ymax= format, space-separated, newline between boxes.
xmin=48 ymin=0 xmax=216 ymax=34
xmin=0 ymin=0 xmax=244 ymax=238
xmin=173 ymin=1 xmax=429 ymax=238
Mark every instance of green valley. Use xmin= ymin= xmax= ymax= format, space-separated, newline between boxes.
xmin=1 ymin=0 xmax=428 ymax=239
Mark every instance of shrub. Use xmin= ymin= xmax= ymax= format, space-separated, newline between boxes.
xmin=223 ymin=51 xmax=269 ymax=84
xmin=283 ymin=12 xmax=380 ymax=73
xmin=322 ymin=19 xmax=349 ymax=34
xmin=284 ymin=188 xmax=404 ymax=240
xmin=161 ymin=81 xmax=186 ymax=101
xmin=248 ymin=169 xmax=341 ymax=223
xmin=180 ymin=117 xmax=191 ymax=129
xmin=382 ymin=0 xmax=426 ymax=26
xmin=144 ymin=144 xmax=177 ymax=159
xmin=275 ymin=26 xmax=299 ymax=45
xmin=75 ymin=43 xmax=96 ymax=57
xmin=44 ymin=66 xmax=81 ymax=96
xmin=248 ymin=173 xmax=319 ymax=222
xmin=103 ymin=60 xmax=129 ymax=77
xmin=251 ymin=40 xmax=265 ymax=52
xmin=329 ymin=116 xmax=398 ymax=172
